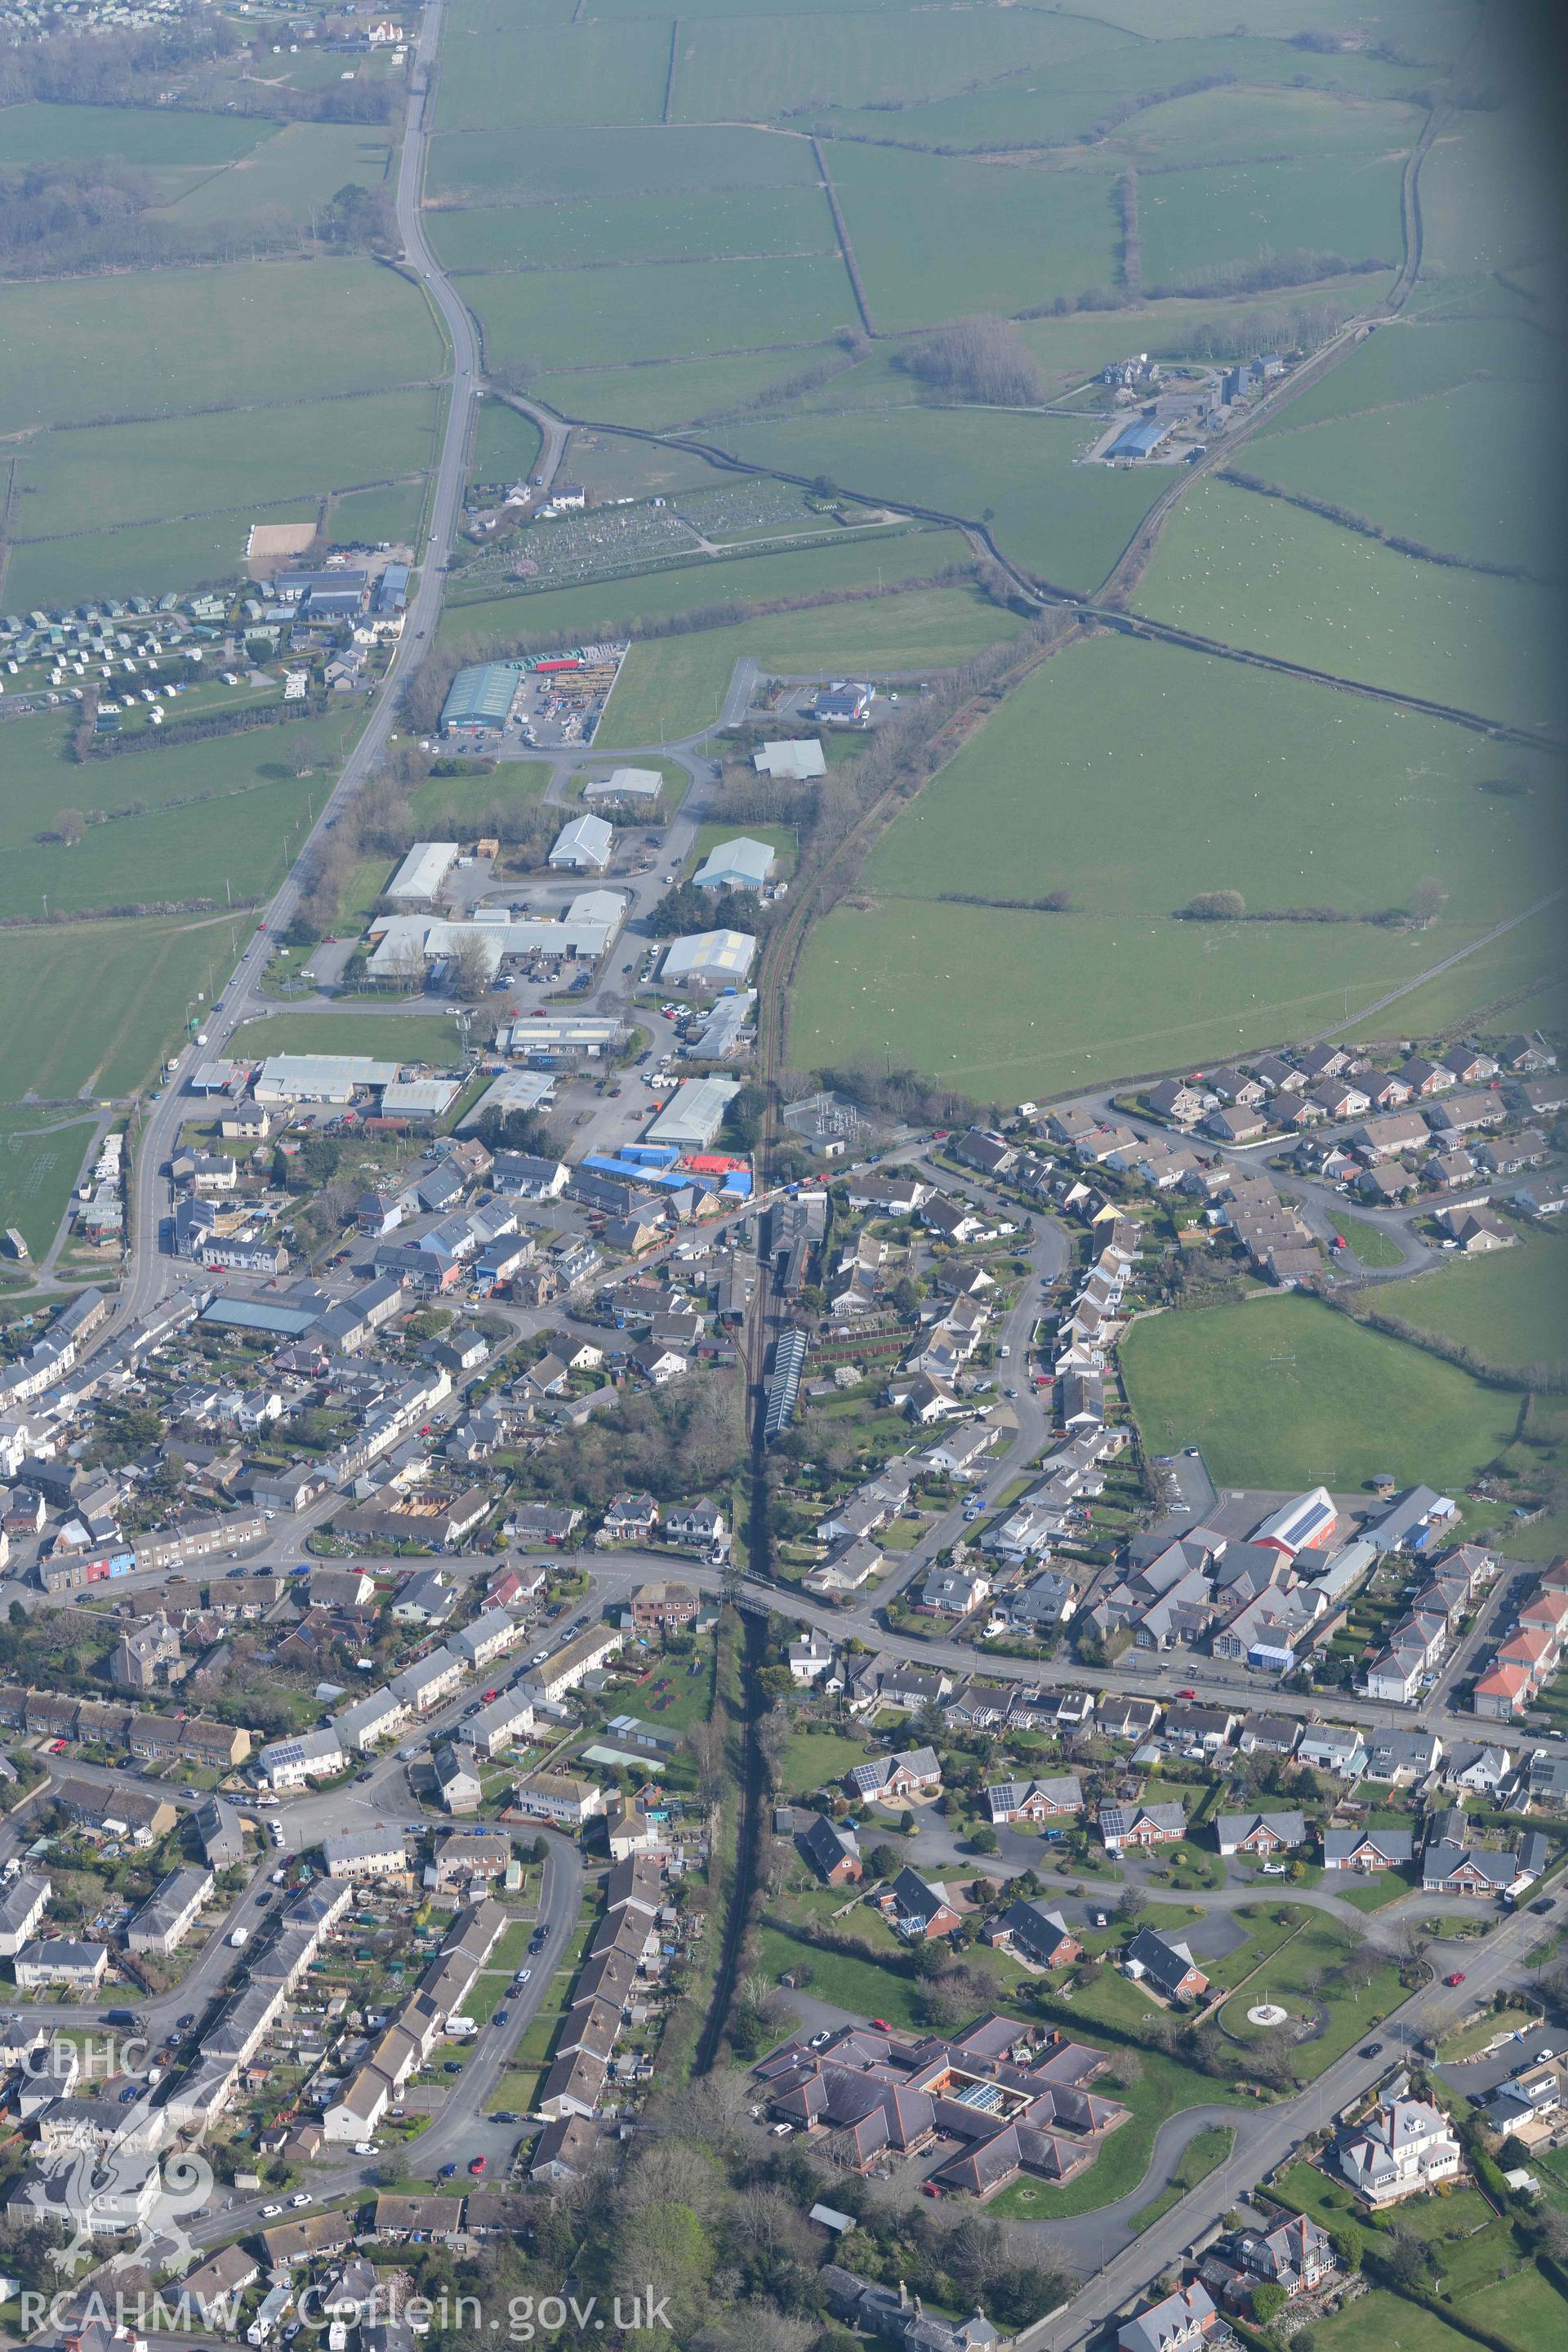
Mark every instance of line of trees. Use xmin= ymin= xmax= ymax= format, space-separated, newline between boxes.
xmin=1143 ymin=246 xmax=1392 ymax=301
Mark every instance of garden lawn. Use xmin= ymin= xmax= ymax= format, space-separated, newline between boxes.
xmin=1131 ymin=2123 xmax=1234 ymax=2231
xmin=778 ymin=1729 xmax=866 ymax=1797
xmin=486 ymin=2068 xmax=541 ymax=2114
xmin=1218 ymin=1916 xmax=1405 ymax=2078
xmin=1120 ymin=1298 xmax=1522 ymax=1498
xmin=1377 ymin=1237 xmax=1568 ymax=1380
xmin=1310 ymin=2293 xmax=1475 ymax=2352
xmin=1334 ymin=1216 xmax=1406 ymax=1270
xmin=990 ymin=2051 xmax=1242 ymax=2221
xmin=0 ymin=1114 xmax=101 ymax=1261
xmin=1137 ymin=478 xmax=1567 ymax=735
xmin=757 ymin=1923 xmax=924 ymax=2030
xmin=1338 ymin=1867 xmax=1419 ymax=1913
xmin=1270 ymin=2159 xmax=1365 ymax=2230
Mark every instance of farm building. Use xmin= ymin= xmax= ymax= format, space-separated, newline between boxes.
xmin=1106 ymin=419 xmax=1169 ymax=461
xmin=693 ymin=837 xmax=775 ymax=892
xmin=549 ymin=814 xmax=613 ymax=871
xmin=385 ymin=842 xmax=459 ymax=905
xmin=662 ymin=929 xmax=758 ymax=985
xmin=440 ymin=662 xmax=522 ymax=735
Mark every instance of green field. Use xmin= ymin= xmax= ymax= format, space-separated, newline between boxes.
xmin=561 ymin=432 xmax=736 ymax=505
xmin=436 ymin=18 xmax=673 ymax=131
xmin=444 ymin=523 xmax=969 ymax=642
xmin=867 ymin=631 xmax=1558 ymax=922
xmin=1236 ymin=376 xmax=1551 ymax=577
xmin=1125 ymin=82 xmax=1427 ymax=164
xmin=1138 ymin=153 xmax=1405 ymax=292
xmin=1137 ymin=479 xmax=1568 ymax=734
xmin=329 ymin=481 xmax=429 ymax=550
xmin=826 ymin=145 xmax=1122 ymax=327
xmin=595 ymin=586 xmax=1019 ymax=746
xmin=1419 ymin=109 xmax=1563 ymax=279
xmin=1381 ymin=1237 xmax=1568 ymax=1379
xmin=470 ymin=398 xmax=545 ymax=491
xmin=1263 ymin=314 xmax=1554 ymax=434
xmin=465 ymin=252 xmax=860 ymax=371
xmin=429 ymin=184 xmax=836 ymax=272
xmin=1463 ymin=2265 xmax=1568 ymax=2352
xmin=0 ymin=261 xmax=443 ymax=433
xmin=0 ymin=1113 xmax=102 ymax=1261
xmin=152 ymin=121 xmax=392 ymax=229
xmin=0 ymin=101 xmax=269 ymax=166
xmin=12 ymin=388 xmax=440 ymax=541
xmin=791 ymin=898 xmax=1516 ymax=1102
xmin=229 ymin=1013 xmax=466 ymax=1063
xmin=0 ymin=913 xmax=249 ymax=1101
xmin=1120 ymin=1296 xmax=1523 ymax=1496
xmin=717 ymin=407 xmax=1167 ymax=591
xmin=0 ymin=706 xmax=363 ymax=923
xmin=531 ymin=349 xmax=847 ymax=432
xmin=2 ymin=512 xmax=317 ymax=614
xmin=791 ymin=34 xmax=1427 ymax=152
xmin=426 ymin=121 xmax=820 ymax=203
xmin=791 ymin=626 xmax=1561 ymax=1096
xmin=672 ymin=7 xmax=1131 ymax=122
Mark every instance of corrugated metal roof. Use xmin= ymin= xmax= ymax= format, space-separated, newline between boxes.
xmin=693 ymin=836 xmax=775 ymax=890
xmin=440 ymin=662 xmax=523 ymax=728
xmin=661 ymin=929 xmax=757 ymax=982
xmin=386 ymin=842 xmax=458 ymax=902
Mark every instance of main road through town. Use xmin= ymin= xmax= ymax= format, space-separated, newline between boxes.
xmin=113 ymin=0 xmax=520 ymax=1340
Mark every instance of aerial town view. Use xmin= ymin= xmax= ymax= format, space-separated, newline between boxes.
xmin=0 ymin=0 xmax=1566 ymax=2348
